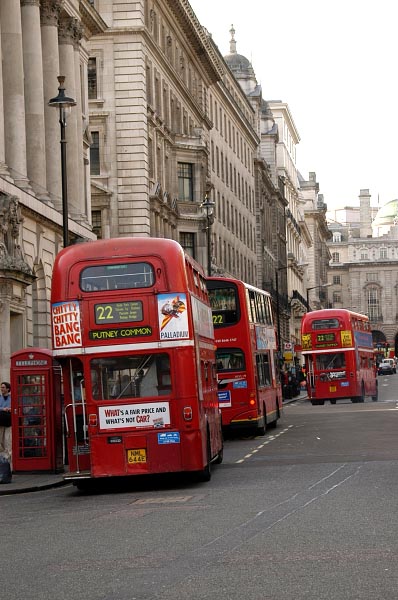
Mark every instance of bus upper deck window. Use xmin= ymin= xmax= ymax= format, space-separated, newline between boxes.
xmin=80 ymin=262 xmax=155 ymax=291
xmin=311 ymin=318 xmax=340 ymax=330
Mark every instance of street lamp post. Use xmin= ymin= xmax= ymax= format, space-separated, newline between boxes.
xmin=201 ymin=194 xmax=215 ymax=276
xmin=48 ymin=76 xmax=76 ymax=248
xmin=306 ymin=283 xmax=332 ymax=312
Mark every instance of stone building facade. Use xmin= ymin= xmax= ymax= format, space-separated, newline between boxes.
xmin=266 ymin=101 xmax=308 ymax=346
xmin=328 ymin=189 xmax=398 ymax=350
xmin=87 ymin=1 xmax=264 ymax=284
xmin=300 ymin=171 xmax=331 ymax=310
xmin=222 ymin=28 xmax=289 ymax=343
xmin=0 ymin=0 xmax=104 ymax=380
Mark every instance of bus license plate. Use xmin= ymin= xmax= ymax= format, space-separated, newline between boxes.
xmin=127 ymin=448 xmax=146 ymax=463
xmin=329 ymin=385 xmax=336 ymax=392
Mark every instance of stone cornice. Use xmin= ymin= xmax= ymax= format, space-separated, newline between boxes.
xmin=166 ymin=0 xmax=224 ymax=84
xmin=79 ymin=0 xmax=108 ymax=38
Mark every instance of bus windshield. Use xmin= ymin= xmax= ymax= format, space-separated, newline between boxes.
xmin=208 ymin=284 xmax=239 ymax=326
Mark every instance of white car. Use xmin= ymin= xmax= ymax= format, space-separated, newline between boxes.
xmin=378 ymin=359 xmax=396 ymax=375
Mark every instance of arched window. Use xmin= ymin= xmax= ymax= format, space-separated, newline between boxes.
xmin=367 ymin=286 xmax=380 ymax=320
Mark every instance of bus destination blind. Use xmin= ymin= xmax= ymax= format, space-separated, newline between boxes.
xmin=94 ymin=301 xmax=143 ymax=324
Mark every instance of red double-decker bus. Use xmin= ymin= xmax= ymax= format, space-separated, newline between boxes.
xmin=206 ymin=277 xmax=282 ymax=434
xmin=51 ymin=238 xmax=223 ymax=488
xmin=301 ymin=309 xmax=378 ymax=405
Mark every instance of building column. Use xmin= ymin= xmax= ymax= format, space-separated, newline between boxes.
xmin=40 ymin=0 xmax=62 ymax=207
xmin=74 ymin=34 xmax=86 ymax=222
xmin=0 ymin=26 xmax=9 ymax=176
xmin=58 ymin=16 xmax=81 ymax=219
xmin=21 ymin=0 xmax=49 ymax=201
xmin=0 ymin=283 xmax=11 ymax=382
xmin=0 ymin=0 xmax=30 ymax=189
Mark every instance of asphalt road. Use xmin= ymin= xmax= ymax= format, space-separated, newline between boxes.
xmin=3 ymin=377 xmax=398 ymax=600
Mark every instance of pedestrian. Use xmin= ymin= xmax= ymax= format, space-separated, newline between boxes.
xmin=0 ymin=381 xmax=12 ymax=471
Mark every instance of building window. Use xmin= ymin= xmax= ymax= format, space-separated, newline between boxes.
xmin=367 ymin=287 xmax=380 ymax=320
xmin=178 ymin=162 xmax=193 ymax=201
xmin=92 ymin=210 xmax=102 ymax=239
xmin=332 ymin=231 xmax=342 ymax=242
xmin=333 ymin=275 xmax=341 ymax=285
xmin=90 ymin=131 xmax=100 ymax=175
xmin=360 ymin=251 xmax=368 ymax=260
xmin=88 ymin=57 xmax=97 ymax=99
xmin=332 ymin=252 xmax=340 ymax=263
xmin=380 ymin=247 xmax=387 ymax=259
xmin=333 ymin=292 xmax=341 ymax=303
xmin=180 ymin=232 xmax=195 ymax=258
xmin=366 ymin=272 xmax=378 ymax=282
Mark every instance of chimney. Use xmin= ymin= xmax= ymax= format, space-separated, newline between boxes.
xmin=359 ymin=189 xmax=372 ymax=238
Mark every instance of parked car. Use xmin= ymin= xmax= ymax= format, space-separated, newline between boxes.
xmin=385 ymin=358 xmax=396 ymax=373
xmin=378 ymin=360 xmax=395 ymax=375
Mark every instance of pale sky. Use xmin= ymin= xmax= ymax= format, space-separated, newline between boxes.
xmin=189 ymin=0 xmax=398 ymax=211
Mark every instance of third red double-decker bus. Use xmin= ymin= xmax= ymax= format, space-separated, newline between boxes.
xmin=51 ymin=238 xmax=223 ymax=488
xmin=301 ymin=308 xmax=378 ymax=405
xmin=206 ymin=277 xmax=282 ymax=434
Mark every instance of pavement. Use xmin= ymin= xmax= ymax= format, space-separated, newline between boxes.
xmin=0 ymin=391 xmax=306 ymax=496
xmin=0 ymin=470 xmax=67 ymax=495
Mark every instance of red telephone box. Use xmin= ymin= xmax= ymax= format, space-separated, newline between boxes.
xmin=11 ymin=348 xmax=63 ymax=472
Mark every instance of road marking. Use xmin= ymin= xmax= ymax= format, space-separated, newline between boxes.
xmin=236 ymin=425 xmax=293 ymax=463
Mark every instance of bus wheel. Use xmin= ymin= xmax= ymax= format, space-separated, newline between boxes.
xmin=213 ymin=443 xmax=224 ymax=465
xmin=268 ymin=403 xmax=279 ymax=429
xmin=257 ymin=409 xmax=266 ymax=436
xmin=197 ymin=433 xmax=212 ymax=482
xmin=213 ymin=423 xmax=224 ymax=464
xmin=74 ymin=480 xmax=93 ymax=492
xmin=358 ymin=384 xmax=365 ymax=403
xmin=372 ymin=382 xmax=378 ymax=402
xmin=330 ymin=399 xmax=336 ymax=404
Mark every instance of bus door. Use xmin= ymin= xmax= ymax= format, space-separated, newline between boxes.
xmin=306 ymin=355 xmax=315 ymax=397
xmin=63 ymin=359 xmax=91 ymax=474
xmin=11 ymin=348 xmax=63 ymax=472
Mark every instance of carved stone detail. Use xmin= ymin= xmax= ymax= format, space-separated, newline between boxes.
xmin=40 ymin=0 xmax=62 ymax=27
xmin=0 ymin=194 xmax=33 ymax=276
xmin=58 ymin=15 xmax=83 ymax=48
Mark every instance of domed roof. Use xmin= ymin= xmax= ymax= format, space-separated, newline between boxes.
xmin=224 ymin=25 xmax=256 ymax=79
xmin=372 ymin=199 xmax=398 ymax=228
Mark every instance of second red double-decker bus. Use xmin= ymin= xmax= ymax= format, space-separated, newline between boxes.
xmin=207 ymin=277 xmax=282 ymax=434
xmin=301 ymin=308 xmax=378 ymax=405
xmin=51 ymin=238 xmax=223 ymax=487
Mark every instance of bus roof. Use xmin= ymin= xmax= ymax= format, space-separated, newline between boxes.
xmin=301 ymin=308 xmax=369 ymax=328
xmin=51 ymin=237 xmax=205 ymax=300
xmin=207 ymin=276 xmax=271 ymax=298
